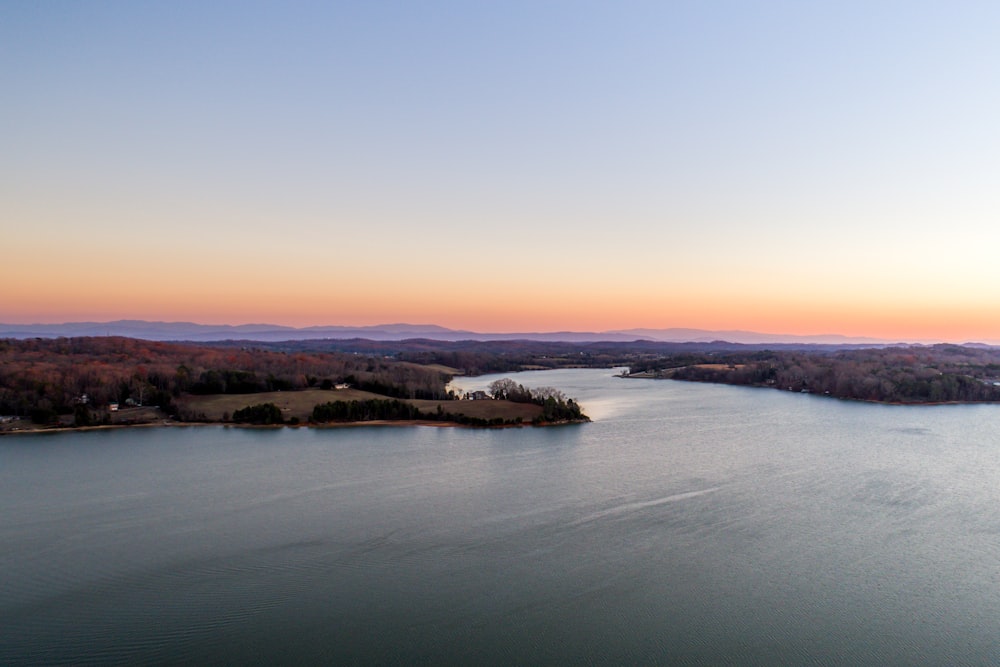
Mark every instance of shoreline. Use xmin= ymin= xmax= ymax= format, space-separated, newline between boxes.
xmin=624 ymin=375 xmax=1000 ymax=407
xmin=0 ymin=418 xmax=589 ymax=437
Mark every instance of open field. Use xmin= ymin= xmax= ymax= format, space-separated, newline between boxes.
xmin=176 ymin=388 xmax=387 ymax=421
xmin=177 ymin=389 xmax=544 ymax=423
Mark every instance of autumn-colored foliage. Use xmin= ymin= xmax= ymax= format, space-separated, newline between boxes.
xmin=0 ymin=337 xmax=452 ymax=417
xmin=637 ymin=344 xmax=1000 ymax=403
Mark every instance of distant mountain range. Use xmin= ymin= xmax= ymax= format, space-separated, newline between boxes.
xmin=0 ymin=319 xmax=926 ymax=345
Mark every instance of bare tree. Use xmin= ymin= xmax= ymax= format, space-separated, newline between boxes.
xmin=488 ymin=378 xmax=519 ymax=400
xmin=531 ymin=386 xmax=566 ymax=402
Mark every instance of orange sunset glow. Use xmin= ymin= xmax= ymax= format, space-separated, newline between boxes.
xmin=5 ymin=276 xmax=1000 ymax=343
xmin=3 ymin=3 xmax=1000 ymax=344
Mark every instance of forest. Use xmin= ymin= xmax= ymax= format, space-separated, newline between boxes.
xmin=220 ymin=337 xmax=868 ymax=376
xmin=0 ymin=337 xmax=452 ymax=424
xmin=629 ymin=345 xmax=1000 ymax=403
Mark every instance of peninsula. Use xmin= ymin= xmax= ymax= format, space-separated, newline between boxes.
xmin=0 ymin=337 xmax=587 ymax=434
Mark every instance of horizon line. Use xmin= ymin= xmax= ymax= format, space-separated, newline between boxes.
xmin=0 ymin=318 xmax=995 ymax=346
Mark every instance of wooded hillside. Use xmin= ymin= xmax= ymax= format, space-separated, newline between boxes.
xmin=0 ymin=337 xmax=452 ymax=421
xmin=632 ymin=345 xmax=1000 ymax=403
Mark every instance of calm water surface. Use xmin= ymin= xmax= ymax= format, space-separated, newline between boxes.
xmin=3 ymin=368 xmax=1000 ymax=665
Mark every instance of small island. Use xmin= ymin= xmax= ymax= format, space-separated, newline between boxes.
xmin=0 ymin=337 xmax=588 ymax=434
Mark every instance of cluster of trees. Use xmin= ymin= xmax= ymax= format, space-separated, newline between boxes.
xmin=639 ymin=345 xmax=1000 ymax=404
xmin=189 ymin=370 xmax=294 ymax=394
xmin=232 ymin=403 xmax=285 ymax=425
xmin=535 ymin=396 xmax=587 ymax=423
xmin=487 ymin=378 xmax=587 ymax=422
xmin=312 ymin=399 xmax=424 ymax=423
xmin=488 ymin=378 xmax=567 ymax=402
xmin=0 ymin=337 xmax=453 ymax=418
xmin=311 ymin=399 xmax=528 ymax=427
xmin=228 ymin=399 xmax=458 ymax=426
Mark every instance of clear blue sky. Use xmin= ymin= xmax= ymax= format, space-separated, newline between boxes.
xmin=3 ymin=1 xmax=1000 ymax=339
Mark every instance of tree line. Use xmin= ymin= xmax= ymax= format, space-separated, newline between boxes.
xmin=229 ymin=399 xmax=530 ymax=427
xmin=635 ymin=345 xmax=1000 ymax=403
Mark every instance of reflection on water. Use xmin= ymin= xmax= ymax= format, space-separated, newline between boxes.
xmin=3 ymin=369 xmax=1000 ymax=664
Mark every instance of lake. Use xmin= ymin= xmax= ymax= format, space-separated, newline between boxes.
xmin=3 ymin=368 xmax=1000 ymax=664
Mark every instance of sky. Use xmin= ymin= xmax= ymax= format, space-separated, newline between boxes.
xmin=3 ymin=1 xmax=1000 ymax=341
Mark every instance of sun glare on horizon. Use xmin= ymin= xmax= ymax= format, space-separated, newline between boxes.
xmin=3 ymin=3 xmax=999 ymax=343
